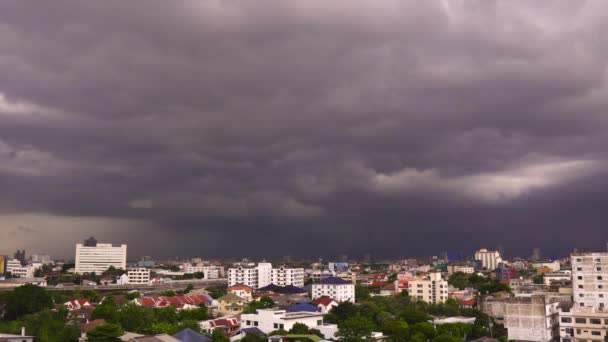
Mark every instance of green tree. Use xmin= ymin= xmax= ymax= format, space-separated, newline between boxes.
xmin=154 ymin=306 xmax=179 ymax=323
xmin=91 ymin=297 xmax=119 ymax=321
xmin=448 ymin=272 xmax=471 ymax=290
xmin=244 ymin=297 xmax=276 ymax=313
xmin=532 ymin=274 xmax=544 ymax=284
xmin=240 ymin=333 xmax=267 ymax=342
xmin=1 ymin=284 xmax=53 ymax=320
xmin=432 ymin=334 xmax=463 ymax=342
xmin=117 ymin=303 xmax=151 ymax=332
xmin=411 ymin=322 xmax=437 ymax=340
xmin=211 ymin=328 xmax=230 ymax=342
xmin=151 ymin=322 xmax=179 ymax=335
xmin=178 ymin=307 xmax=211 ymax=321
xmin=337 ymin=315 xmax=375 ymax=341
xmin=86 ymin=323 xmax=123 ymax=341
xmin=383 ymin=320 xmax=409 ymax=342
xmin=160 ymin=290 xmax=176 ymax=297
xmin=185 ymin=283 xmax=194 ymax=293
xmin=400 ymin=307 xmax=430 ymax=324
xmin=206 ymin=287 xmax=227 ymax=299
xmin=355 ymin=284 xmax=370 ymax=301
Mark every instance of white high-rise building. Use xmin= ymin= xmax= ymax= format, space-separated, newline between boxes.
xmin=475 ymin=248 xmax=503 ymax=270
xmin=558 ymin=253 xmax=608 ymax=342
xmin=229 ymin=266 xmax=260 ymax=289
xmin=257 ymin=263 xmax=272 ymax=288
xmin=126 ymin=268 xmax=150 ymax=285
xmin=75 ymin=243 xmax=127 ymax=274
xmin=271 ymin=266 xmax=305 ymax=287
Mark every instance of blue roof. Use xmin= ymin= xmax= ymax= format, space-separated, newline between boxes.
xmin=240 ymin=327 xmax=266 ymax=336
xmin=287 ymin=303 xmax=319 ymax=312
xmin=257 ymin=284 xmax=307 ymax=294
xmin=173 ymin=328 xmax=212 ymax=342
xmin=319 ymin=277 xmax=351 ymax=285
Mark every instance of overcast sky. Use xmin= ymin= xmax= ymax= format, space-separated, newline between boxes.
xmin=1 ymin=0 xmax=608 ymax=260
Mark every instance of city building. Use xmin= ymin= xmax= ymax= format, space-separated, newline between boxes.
xmin=544 ymin=270 xmax=572 ymax=285
xmin=74 ymin=242 xmax=127 ymax=274
xmin=217 ymin=293 xmax=247 ymax=314
xmin=126 ymin=268 xmax=151 ymax=285
xmin=475 ymin=249 xmax=502 ymax=270
xmin=312 ymin=277 xmax=355 ymax=303
xmin=228 ymin=263 xmax=302 ymax=289
xmin=240 ymin=309 xmax=337 ymax=340
xmin=271 ymin=266 xmax=305 ymax=287
xmin=227 ymin=284 xmax=253 ymax=300
xmin=407 ymin=272 xmax=448 ymax=304
xmin=447 ymin=265 xmax=475 ymax=275
xmin=30 ymin=254 xmax=52 ymax=264
xmin=558 ymin=252 xmax=608 ymax=341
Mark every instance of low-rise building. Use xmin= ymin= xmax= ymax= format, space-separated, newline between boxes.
xmin=240 ymin=309 xmax=337 ymax=340
xmin=126 ymin=268 xmax=151 ymax=285
xmin=217 ymin=293 xmax=247 ymax=315
xmin=312 ymin=277 xmax=355 ymax=303
xmin=227 ymin=284 xmax=253 ymax=300
xmin=447 ymin=265 xmax=475 ymax=275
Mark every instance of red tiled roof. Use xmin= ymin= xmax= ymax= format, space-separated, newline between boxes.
xmin=209 ymin=318 xmax=239 ymax=328
xmin=81 ymin=319 xmax=106 ymax=332
xmin=227 ymin=284 xmax=253 ymax=292
xmin=459 ymin=298 xmax=476 ymax=306
xmin=313 ymin=297 xmax=336 ymax=307
xmin=136 ymin=294 xmax=212 ymax=308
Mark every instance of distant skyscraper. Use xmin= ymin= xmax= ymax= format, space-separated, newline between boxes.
xmin=84 ymin=236 xmax=98 ymax=247
xmin=339 ymin=253 xmax=349 ymax=263
xmin=363 ymin=253 xmax=372 ymax=264
xmin=531 ymin=248 xmax=541 ymax=261
xmin=13 ymin=250 xmax=25 ymax=266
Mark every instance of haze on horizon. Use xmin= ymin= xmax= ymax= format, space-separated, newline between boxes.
xmin=1 ymin=1 xmax=608 ymax=260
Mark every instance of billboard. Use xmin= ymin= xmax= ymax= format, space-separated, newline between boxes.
xmin=0 ymin=255 xmax=5 ymax=275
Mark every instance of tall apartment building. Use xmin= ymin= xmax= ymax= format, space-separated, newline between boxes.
xmin=228 ymin=263 xmax=303 ymax=289
xmin=271 ymin=266 xmax=305 ymax=287
xmin=558 ymin=252 xmax=608 ymax=342
xmin=75 ymin=243 xmax=127 ymax=274
xmin=407 ymin=272 xmax=448 ymax=304
xmin=475 ymin=248 xmax=502 ymax=270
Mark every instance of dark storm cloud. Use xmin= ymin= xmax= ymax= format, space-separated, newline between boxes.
xmin=1 ymin=0 xmax=608 ymax=259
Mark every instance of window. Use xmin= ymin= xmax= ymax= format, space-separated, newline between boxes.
xmin=279 ymin=324 xmax=284 ymax=330
xmin=598 ymin=276 xmax=603 ymax=280
xmin=317 ymin=320 xmax=323 ymax=325
xmin=598 ymin=268 xmax=603 ymax=272
xmin=592 ymin=331 xmax=601 ymax=336
xmin=577 ymin=258 xmax=582 ymax=262
xmin=578 ymin=267 xmax=583 ymax=271
xmin=576 ymin=329 xmax=581 ymax=335
xmin=580 ymin=294 xmax=585 ymax=297
xmin=599 ymin=285 xmax=604 ymax=289
xmin=579 ymin=285 xmax=584 ymax=288
xmin=591 ymin=319 xmax=601 ymax=324
xmin=576 ymin=318 xmax=587 ymax=324
xmin=578 ymin=276 xmax=583 ymax=280
xmin=273 ymin=323 xmax=278 ymax=329
xmin=561 ymin=317 xmax=572 ymax=323
xmin=254 ymin=321 xmax=258 ymax=326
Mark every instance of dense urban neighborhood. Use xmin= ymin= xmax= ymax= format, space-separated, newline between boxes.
xmin=1 ymin=238 xmax=605 ymax=341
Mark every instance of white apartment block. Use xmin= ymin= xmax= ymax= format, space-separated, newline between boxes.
xmin=228 ymin=263 xmax=302 ymax=289
xmin=240 ymin=309 xmax=337 ymax=340
xmin=557 ymin=252 xmax=608 ymax=342
xmin=271 ymin=266 xmax=305 ymax=287
xmin=407 ymin=272 xmax=448 ymax=304
xmin=182 ymin=264 xmax=221 ymax=279
xmin=312 ymin=277 xmax=355 ymax=303
xmin=475 ymin=249 xmax=502 ymax=270
xmin=504 ymin=295 xmax=561 ymax=342
xmin=126 ymin=268 xmax=150 ymax=285
xmin=75 ymin=243 xmax=127 ymax=274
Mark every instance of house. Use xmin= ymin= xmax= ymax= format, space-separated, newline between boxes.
xmin=80 ymin=319 xmax=107 ymax=341
xmin=200 ymin=317 xmax=240 ymax=335
xmin=311 ymin=277 xmax=355 ymax=303
xmin=240 ymin=309 xmax=338 ymax=340
xmin=312 ymin=297 xmax=338 ymax=313
xmin=64 ymin=299 xmax=93 ymax=311
xmin=217 ymin=293 xmax=247 ymax=315
xmin=172 ymin=328 xmax=212 ymax=342
xmin=227 ymin=284 xmax=253 ymax=300
xmin=135 ymin=294 xmax=214 ymax=310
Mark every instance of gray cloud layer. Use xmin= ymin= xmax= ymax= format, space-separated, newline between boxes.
xmin=1 ymin=0 xmax=608 ymax=259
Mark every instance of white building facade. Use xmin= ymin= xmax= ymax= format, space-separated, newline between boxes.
xmin=75 ymin=243 xmax=127 ymax=274
xmin=475 ymin=249 xmax=502 ymax=270
xmin=240 ymin=309 xmax=337 ymax=339
xmin=312 ymin=277 xmax=355 ymax=303
xmin=271 ymin=266 xmax=305 ymax=287
xmin=126 ymin=268 xmax=151 ymax=285
xmin=228 ymin=263 xmax=303 ymax=289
